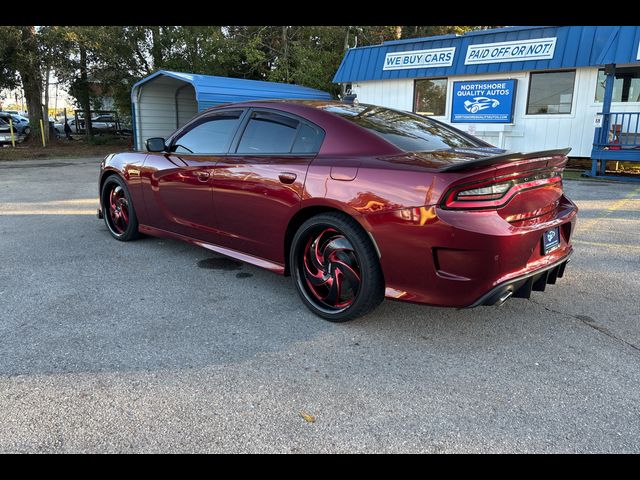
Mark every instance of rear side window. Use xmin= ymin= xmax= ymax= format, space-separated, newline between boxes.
xmin=236 ymin=111 xmax=300 ymax=154
xmin=172 ymin=111 xmax=243 ymax=154
xmin=323 ymin=104 xmax=482 ymax=152
xmin=292 ymin=123 xmax=324 ymax=154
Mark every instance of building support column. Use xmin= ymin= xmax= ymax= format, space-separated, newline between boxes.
xmin=598 ymin=64 xmax=616 ymax=176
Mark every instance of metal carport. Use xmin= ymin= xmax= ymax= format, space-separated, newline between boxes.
xmin=131 ymin=70 xmax=333 ymax=150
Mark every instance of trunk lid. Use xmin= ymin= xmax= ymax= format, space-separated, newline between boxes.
xmin=437 ymin=147 xmax=571 ymax=172
xmin=439 ymin=148 xmax=570 ymax=225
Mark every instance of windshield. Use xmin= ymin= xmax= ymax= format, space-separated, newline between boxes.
xmin=323 ymin=104 xmax=484 ymax=152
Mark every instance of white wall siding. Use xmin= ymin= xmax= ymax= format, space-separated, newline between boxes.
xmin=354 ymin=79 xmax=414 ymax=112
xmin=135 ymin=77 xmax=197 ymax=149
xmin=351 ymin=67 xmax=640 ymax=158
xmin=177 ymin=85 xmax=198 ymax=128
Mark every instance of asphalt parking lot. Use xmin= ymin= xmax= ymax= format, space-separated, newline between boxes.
xmin=0 ymin=156 xmax=639 ymax=453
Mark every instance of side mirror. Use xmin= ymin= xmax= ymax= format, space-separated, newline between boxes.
xmin=146 ymin=137 xmax=166 ymax=152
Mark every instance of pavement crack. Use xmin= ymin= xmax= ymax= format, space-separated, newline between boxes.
xmin=531 ymin=300 xmax=640 ymax=355
xmin=574 ymin=314 xmax=640 ymax=354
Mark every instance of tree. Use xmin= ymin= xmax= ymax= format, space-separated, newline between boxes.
xmin=1 ymin=25 xmax=500 ymax=147
xmin=392 ymin=25 xmax=504 ymax=40
xmin=0 ymin=26 xmax=45 ymax=143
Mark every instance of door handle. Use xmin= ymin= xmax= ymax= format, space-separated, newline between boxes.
xmin=196 ymin=170 xmax=211 ymax=182
xmin=278 ymin=172 xmax=297 ymax=184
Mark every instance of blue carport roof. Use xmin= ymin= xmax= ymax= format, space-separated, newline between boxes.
xmin=132 ymin=70 xmax=333 ymax=106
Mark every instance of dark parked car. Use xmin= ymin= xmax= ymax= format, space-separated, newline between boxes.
xmin=0 ymin=118 xmax=11 ymax=144
xmin=0 ymin=112 xmax=30 ymax=137
xmin=98 ymin=100 xmax=577 ymax=321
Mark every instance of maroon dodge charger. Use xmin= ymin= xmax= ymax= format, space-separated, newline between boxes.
xmin=98 ymin=100 xmax=577 ymax=321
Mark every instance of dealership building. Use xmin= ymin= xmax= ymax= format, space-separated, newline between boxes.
xmin=333 ymin=26 xmax=640 ymax=175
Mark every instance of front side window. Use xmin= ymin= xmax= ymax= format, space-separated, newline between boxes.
xmin=414 ymin=78 xmax=447 ymax=116
xmin=172 ymin=111 xmax=243 ymax=154
xmin=595 ymin=67 xmax=640 ymax=103
xmin=236 ymin=111 xmax=300 ymax=154
xmin=323 ymin=104 xmax=483 ymax=152
xmin=526 ymin=71 xmax=575 ymax=115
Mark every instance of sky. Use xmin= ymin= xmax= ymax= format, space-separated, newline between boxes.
xmin=0 ymin=76 xmax=76 ymax=114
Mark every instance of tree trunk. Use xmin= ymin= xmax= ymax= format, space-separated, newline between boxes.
xmin=79 ymin=44 xmax=93 ymax=138
xmin=151 ymin=26 xmax=162 ymax=71
xmin=43 ymin=65 xmax=50 ymax=142
xmin=18 ymin=26 xmax=44 ymax=144
xmin=191 ymin=34 xmax=199 ymax=71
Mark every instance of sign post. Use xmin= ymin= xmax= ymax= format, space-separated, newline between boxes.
xmin=8 ymin=117 xmax=15 ymax=147
xmin=40 ymin=119 xmax=46 ymax=147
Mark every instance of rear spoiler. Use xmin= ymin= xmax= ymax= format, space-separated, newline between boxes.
xmin=439 ymin=148 xmax=571 ymax=172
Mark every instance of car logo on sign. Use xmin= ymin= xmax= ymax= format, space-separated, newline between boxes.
xmin=547 ymin=231 xmax=556 ymax=242
xmin=463 ymin=97 xmax=500 ymax=114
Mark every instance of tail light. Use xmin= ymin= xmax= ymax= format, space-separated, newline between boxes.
xmin=442 ymin=169 xmax=563 ymax=210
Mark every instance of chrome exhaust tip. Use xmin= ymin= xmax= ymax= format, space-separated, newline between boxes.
xmin=498 ymin=290 xmax=513 ymax=305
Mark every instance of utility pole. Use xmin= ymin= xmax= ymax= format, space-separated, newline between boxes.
xmin=79 ymin=44 xmax=93 ymax=138
xmin=43 ymin=67 xmax=50 ymax=142
xmin=341 ymin=26 xmax=351 ymax=96
xmin=282 ymin=26 xmax=289 ymax=83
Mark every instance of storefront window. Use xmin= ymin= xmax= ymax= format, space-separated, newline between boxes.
xmin=526 ymin=70 xmax=576 ymax=114
xmin=414 ymin=79 xmax=447 ymax=116
xmin=595 ymin=67 xmax=640 ymax=103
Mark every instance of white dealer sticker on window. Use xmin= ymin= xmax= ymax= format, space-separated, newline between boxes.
xmin=465 ymin=37 xmax=557 ymax=65
xmin=383 ymin=47 xmax=456 ymax=70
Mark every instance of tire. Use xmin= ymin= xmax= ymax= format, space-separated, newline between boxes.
xmin=23 ymin=126 xmax=31 ymax=136
xmin=101 ymin=174 xmax=141 ymax=241
xmin=290 ymin=212 xmax=384 ymax=322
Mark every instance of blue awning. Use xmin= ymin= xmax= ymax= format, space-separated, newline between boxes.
xmin=333 ymin=26 xmax=640 ymax=83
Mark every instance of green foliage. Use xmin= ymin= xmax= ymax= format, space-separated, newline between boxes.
xmin=397 ymin=26 xmax=500 ymax=38
xmin=3 ymin=26 xmax=497 ymax=121
xmin=0 ymin=26 xmax=22 ymax=90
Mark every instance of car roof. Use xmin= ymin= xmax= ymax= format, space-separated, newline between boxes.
xmin=200 ymin=99 xmax=366 ymax=115
xmin=184 ymin=99 xmax=403 ymax=157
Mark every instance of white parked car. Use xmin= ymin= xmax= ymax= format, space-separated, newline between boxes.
xmin=54 ymin=114 xmax=120 ymax=135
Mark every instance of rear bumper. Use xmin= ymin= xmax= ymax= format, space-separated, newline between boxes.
xmin=364 ymin=195 xmax=578 ymax=308
xmin=467 ymin=252 xmax=571 ymax=307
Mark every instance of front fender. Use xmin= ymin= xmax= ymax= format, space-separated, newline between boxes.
xmin=99 ymin=152 xmax=148 ymax=224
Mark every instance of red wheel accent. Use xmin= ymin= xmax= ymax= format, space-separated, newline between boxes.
xmin=106 ymin=184 xmax=129 ymax=235
xmin=300 ymin=227 xmax=361 ymax=311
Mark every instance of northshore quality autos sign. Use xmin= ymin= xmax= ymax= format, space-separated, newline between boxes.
xmin=451 ymin=79 xmax=517 ymax=123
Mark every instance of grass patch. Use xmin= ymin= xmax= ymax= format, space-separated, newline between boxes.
xmin=563 ymin=168 xmax=640 ymax=183
xmin=0 ymin=136 xmax=133 ymax=161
